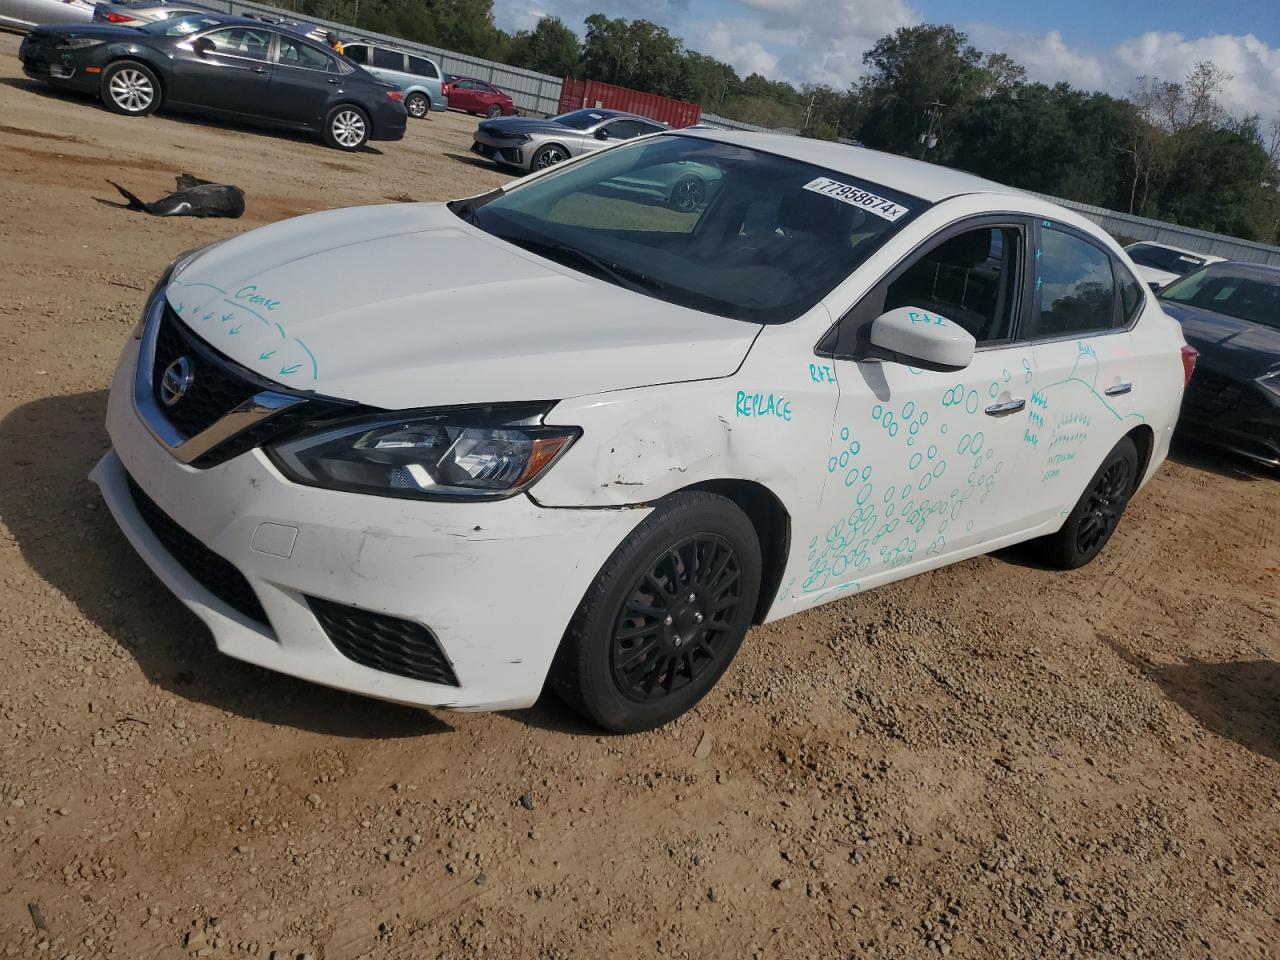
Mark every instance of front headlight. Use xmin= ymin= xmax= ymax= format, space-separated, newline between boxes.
xmin=267 ymin=405 xmax=580 ymax=500
xmin=1259 ymin=370 xmax=1280 ymax=400
xmin=57 ymin=37 xmax=106 ymax=50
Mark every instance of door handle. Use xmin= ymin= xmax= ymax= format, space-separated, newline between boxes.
xmin=984 ymin=398 xmax=1026 ymax=417
xmin=328 ymin=78 xmax=341 ymax=84
xmin=252 ymin=66 xmax=267 ymax=74
xmin=1104 ymin=382 xmax=1133 ymax=396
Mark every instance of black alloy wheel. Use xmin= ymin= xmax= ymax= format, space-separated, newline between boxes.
xmin=610 ymin=534 xmax=743 ymax=702
xmin=1075 ymin=457 xmax=1133 ymax=554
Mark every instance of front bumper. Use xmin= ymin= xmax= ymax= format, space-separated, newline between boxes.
xmin=20 ymin=42 xmax=99 ymax=91
xmin=1179 ymin=366 xmax=1280 ymax=467
xmin=91 ymin=336 xmax=647 ymax=710
xmin=471 ymin=130 xmax=527 ymax=169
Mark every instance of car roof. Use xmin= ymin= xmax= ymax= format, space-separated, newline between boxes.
xmin=674 ymin=128 xmax=1026 ymax=203
xmin=1126 ymin=240 xmax=1226 ymax=262
xmin=347 ymin=38 xmax=431 ymax=56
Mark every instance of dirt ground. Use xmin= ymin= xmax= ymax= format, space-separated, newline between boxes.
xmin=2 ymin=31 xmax=1279 ymax=960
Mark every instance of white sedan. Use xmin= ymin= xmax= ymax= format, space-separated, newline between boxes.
xmin=1125 ymin=240 xmax=1225 ymax=290
xmin=91 ymin=130 xmax=1191 ymax=732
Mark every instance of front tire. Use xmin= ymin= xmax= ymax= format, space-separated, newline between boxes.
xmin=1034 ymin=436 xmax=1139 ymax=569
xmin=324 ymin=105 xmax=370 ymax=151
xmin=405 ymin=92 xmax=429 ymax=119
xmin=100 ymin=60 xmax=160 ymax=116
xmin=531 ymin=143 xmax=568 ymax=171
xmin=549 ymin=492 xmax=761 ymax=733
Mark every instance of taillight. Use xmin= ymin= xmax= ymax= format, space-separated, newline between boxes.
xmin=1180 ymin=344 xmax=1198 ymax=387
xmin=386 ymin=90 xmax=402 ymax=101
xmin=105 ymin=11 xmax=136 ymax=22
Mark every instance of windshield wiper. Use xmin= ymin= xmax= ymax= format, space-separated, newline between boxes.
xmin=510 ymin=238 xmax=663 ymax=293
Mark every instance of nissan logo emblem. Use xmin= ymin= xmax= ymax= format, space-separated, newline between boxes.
xmin=160 ymin=356 xmax=193 ymax=407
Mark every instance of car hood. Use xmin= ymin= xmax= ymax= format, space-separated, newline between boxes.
xmin=1160 ymin=300 xmax=1280 ymax=379
xmin=165 ymin=203 xmax=759 ymax=409
xmin=478 ymin=117 xmax=585 ymax=138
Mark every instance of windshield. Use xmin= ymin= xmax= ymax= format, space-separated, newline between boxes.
xmin=463 ymin=134 xmax=924 ymax=324
xmin=142 ymin=14 xmax=223 ymax=35
xmin=1160 ymin=267 xmax=1280 ymax=329
xmin=1128 ymin=244 xmax=1207 ymax=276
xmin=554 ymin=109 xmax=611 ymax=130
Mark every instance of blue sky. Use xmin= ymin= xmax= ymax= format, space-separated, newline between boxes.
xmin=492 ymin=0 xmax=1280 ymax=120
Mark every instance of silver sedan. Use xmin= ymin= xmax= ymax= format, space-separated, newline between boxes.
xmin=471 ymin=108 xmax=666 ymax=173
xmin=1 ymin=0 xmax=93 ymax=31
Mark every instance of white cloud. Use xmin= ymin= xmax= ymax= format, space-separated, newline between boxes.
xmin=971 ymin=23 xmax=1280 ymax=121
xmin=1115 ymin=31 xmax=1280 ymax=120
xmin=688 ymin=18 xmax=780 ymax=77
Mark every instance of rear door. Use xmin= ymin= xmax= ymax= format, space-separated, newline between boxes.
xmin=1011 ymin=221 xmax=1148 ymax=523
xmin=169 ymin=25 xmax=273 ymax=114
xmin=269 ymin=32 xmax=343 ymax=125
xmin=405 ymin=54 xmax=440 ymax=104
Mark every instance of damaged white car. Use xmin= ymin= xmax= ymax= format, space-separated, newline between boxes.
xmin=92 ymin=129 xmax=1190 ymax=732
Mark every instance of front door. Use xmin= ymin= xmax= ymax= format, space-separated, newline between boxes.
xmin=171 ymin=26 xmax=273 ymax=114
xmin=804 ymin=219 xmax=1038 ymax=598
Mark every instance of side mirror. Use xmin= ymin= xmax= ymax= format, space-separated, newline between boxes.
xmin=594 ymin=128 xmax=609 ymax=140
xmin=869 ymin=307 xmax=975 ymax=371
xmin=1147 ymin=281 xmax=1162 ymax=292
xmin=193 ymin=36 xmax=214 ymax=57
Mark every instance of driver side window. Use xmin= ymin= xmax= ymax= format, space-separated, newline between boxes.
xmin=883 ymin=225 xmax=1023 ymax=344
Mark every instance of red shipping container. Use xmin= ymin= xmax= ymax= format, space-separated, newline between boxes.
xmin=558 ymin=78 xmax=701 ymax=128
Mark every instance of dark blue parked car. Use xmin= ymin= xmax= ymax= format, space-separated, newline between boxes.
xmin=1160 ymin=261 xmax=1280 ymax=467
xmin=19 ymin=13 xmax=406 ymax=151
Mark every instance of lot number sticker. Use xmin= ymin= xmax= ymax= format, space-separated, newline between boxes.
xmin=803 ymin=177 xmax=909 ymax=221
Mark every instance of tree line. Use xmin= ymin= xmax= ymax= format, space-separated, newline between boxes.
xmin=286 ymin=0 xmax=1280 ymax=243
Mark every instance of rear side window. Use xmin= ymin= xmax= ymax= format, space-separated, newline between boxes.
xmin=204 ymin=27 xmax=271 ymax=60
xmin=1024 ymin=227 xmax=1117 ymax=340
xmin=603 ymin=119 xmax=651 ymax=140
xmin=1116 ymin=263 xmax=1145 ymax=323
xmin=372 ymin=47 xmax=403 ymax=70
xmin=1128 ymin=244 xmax=1206 ymax=276
xmin=407 ymin=55 xmax=437 ymax=78
xmin=277 ymin=35 xmax=336 ymax=72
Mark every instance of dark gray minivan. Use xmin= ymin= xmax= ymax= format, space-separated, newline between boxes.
xmin=342 ymin=41 xmax=444 ymax=119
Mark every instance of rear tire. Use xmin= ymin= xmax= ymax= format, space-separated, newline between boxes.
xmin=100 ymin=60 xmax=160 ymax=116
xmin=405 ymin=92 xmax=429 ymax=119
xmin=486 ymin=103 xmax=503 ymax=118
xmin=324 ymin=104 xmax=369 ymax=151
xmin=1033 ymin=436 xmax=1139 ymax=569
xmin=549 ymin=492 xmax=761 ymax=733
xmin=668 ymin=174 xmax=706 ymax=212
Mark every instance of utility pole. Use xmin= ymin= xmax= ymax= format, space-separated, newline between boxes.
xmin=917 ymin=100 xmax=944 ymax=159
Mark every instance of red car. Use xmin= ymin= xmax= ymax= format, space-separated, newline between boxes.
xmin=444 ymin=77 xmax=515 ymax=117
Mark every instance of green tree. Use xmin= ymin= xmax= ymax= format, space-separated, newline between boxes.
xmin=857 ymin=24 xmax=989 ymax=158
xmin=508 ymin=16 xmax=581 ymax=78
xmin=581 ymin=14 xmax=686 ymax=96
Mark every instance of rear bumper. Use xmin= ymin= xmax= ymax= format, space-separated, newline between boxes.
xmin=371 ymin=106 xmax=407 ymax=141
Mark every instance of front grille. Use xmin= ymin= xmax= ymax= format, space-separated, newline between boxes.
xmin=126 ymin=476 xmax=269 ymax=629
xmin=152 ymin=308 xmax=259 ymax=439
xmin=1183 ymin=369 xmax=1247 ymax=420
xmin=308 ymin=597 xmax=459 ymax=686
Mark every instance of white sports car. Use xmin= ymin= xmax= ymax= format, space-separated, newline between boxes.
xmin=92 ymin=129 xmax=1191 ymax=732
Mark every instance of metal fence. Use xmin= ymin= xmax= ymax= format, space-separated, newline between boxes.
xmin=1026 ymin=193 xmax=1280 ymax=266
xmin=200 ymin=0 xmax=564 ymax=116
